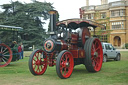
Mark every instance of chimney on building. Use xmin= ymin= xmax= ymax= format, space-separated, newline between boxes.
xmin=86 ymin=0 xmax=89 ymax=6
xmin=101 ymin=0 xmax=108 ymax=5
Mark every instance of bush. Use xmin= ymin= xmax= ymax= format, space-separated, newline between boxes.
xmin=125 ymin=43 xmax=128 ymax=49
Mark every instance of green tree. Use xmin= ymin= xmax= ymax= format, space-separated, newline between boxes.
xmin=0 ymin=1 xmax=54 ymax=49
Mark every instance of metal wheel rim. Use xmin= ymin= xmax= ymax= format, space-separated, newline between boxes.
xmin=0 ymin=44 xmax=12 ymax=67
xmin=32 ymin=50 xmax=47 ymax=75
xmin=91 ymin=39 xmax=103 ymax=71
xmin=60 ymin=52 xmax=74 ymax=78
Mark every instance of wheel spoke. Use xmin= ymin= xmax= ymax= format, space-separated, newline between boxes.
xmin=3 ymin=51 xmax=9 ymax=55
xmin=95 ymin=46 xmax=100 ymax=52
xmin=2 ymin=58 xmax=7 ymax=63
xmin=33 ymin=65 xmax=36 ymax=69
xmin=35 ymin=53 xmax=39 ymax=59
xmin=0 ymin=46 xmax=3 ymax=52
xmin=91 ymin=56 xmax=94 ymax=60
xmin=92 ymin=44 xmax=96 ymax=52
xmin=38 ymin=66 xmax=41 ymax=73
xmin=33 ymin=58 xmax=37 ymax=62
xmin=2 ymin=48 xmax=7 ymax=53
xmin=3 ymin=57 xmax=8 ymax=61
xmin=63 ymin=67 xmax=67 ymax=75
xmin=32 ymin=62 xmax=36 ymax=65
xmin=92 ymin=60 xmax=96 ymax=67
xmin=36 ymin=65 xmax=39 ymax=72
xmin=41 ymin=65 xmax=43 ymax=70
xmin=3 ymin=55 xmax=10 ymax=57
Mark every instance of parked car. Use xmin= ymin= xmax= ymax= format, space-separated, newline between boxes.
xmin=102 ymin=42 xmax=121 ymax=62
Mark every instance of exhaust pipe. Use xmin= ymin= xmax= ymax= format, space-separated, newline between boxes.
xmin=49 ymin=10 xmax=57 ymax=32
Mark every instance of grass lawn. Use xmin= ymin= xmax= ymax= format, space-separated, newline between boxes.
xmin=0 ymin=51 xmax=128 ymax=85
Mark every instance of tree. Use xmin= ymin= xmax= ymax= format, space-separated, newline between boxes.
xmin=0 ymin=1 xmax=55 ymax=49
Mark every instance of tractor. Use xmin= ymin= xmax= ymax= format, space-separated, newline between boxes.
xmin=29 ymin=10 xmax=105 ymax=79
xmin=0 ymin=25 xmax=23 ymax=67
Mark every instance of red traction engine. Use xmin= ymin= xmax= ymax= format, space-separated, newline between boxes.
xmin=29 ymin=10 xmax=105 ymax=79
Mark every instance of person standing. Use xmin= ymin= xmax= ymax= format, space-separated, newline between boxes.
xmin=21 ymin=43 xmax=24 ymax=59
xmin=18 ymin=45 xmax=22 ymax=59
xmin=11 ymin=41 xmax=18 ymax=52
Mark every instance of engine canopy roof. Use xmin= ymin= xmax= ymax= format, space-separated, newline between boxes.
xmin=57 ymin=18 xmax=105 ymax=29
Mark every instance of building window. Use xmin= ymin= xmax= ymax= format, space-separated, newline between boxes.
xmin=111 ymin=9 xmax=125 ymax=17
xmin=86 ymin=15 xmax=88 ymax=19
xmin=91 ymin=14 xmax=94 ymax=19
xmin=112 ymin=22 xmax=124 ymax=29
xmin=88 ymin=14 xmax=91 ymax=19
xmin=101 ymin=35 xmax=108 ymax=42
xmin=85 ymin=14 xmax=94 ymax=20
xmin=120 ymin=9 xmax=125 ymax=16
xmin=101 ymin=13 xmax=106 ymax=19
xmin=101 ymin=24 xmax=106 ymax=30
xmin=97 ymin=35 xmax=108 ymax=42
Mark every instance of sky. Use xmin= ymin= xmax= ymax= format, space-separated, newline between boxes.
xmin=0 ymin=0 xmax=119 ymax=30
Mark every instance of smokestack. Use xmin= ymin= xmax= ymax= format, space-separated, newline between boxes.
xmin=86 ymin=0 xmax=89 ymax=6
xmin=49 ymin=10 xmax=57 ymax=32
xmin=101 ymin=0 xmax=108 ymax=5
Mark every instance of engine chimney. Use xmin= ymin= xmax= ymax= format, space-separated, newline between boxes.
xmin=49 ymin=10 xmax=57 ymax=32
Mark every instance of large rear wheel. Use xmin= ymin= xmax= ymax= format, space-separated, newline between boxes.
xmin=0 ymin=43 xmax=12 ymax=67
xmin=84 ymin=38 xmax=103 ymax=72
xmin=29 ymin=49 xmax=47 ymax=75
xmin=56 ymin=50 xmax=74 ymax=79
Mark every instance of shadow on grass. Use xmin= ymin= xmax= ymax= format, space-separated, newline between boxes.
xmin=7 ymin=63 xmax=20 ymax=67
xmin=73 ymin=67 xmax=89 ymax=74
xmin=106 ymin=59 xmax=116 ymax=62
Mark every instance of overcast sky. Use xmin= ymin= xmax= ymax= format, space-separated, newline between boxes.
xmin=0 ymin=0 xmax=119 ymax=30
xmin=0 ymin=0 xmax=119 ymax=20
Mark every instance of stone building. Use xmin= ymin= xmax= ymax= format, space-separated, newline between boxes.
xmin=80 ymin=0 xmax=128 ymax=48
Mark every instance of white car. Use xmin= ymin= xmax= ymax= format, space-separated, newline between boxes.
xmin=102 ymin=42 xmax=121 ymax=62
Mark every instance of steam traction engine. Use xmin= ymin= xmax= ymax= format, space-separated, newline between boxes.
xmin=29 ymin=10 xmax=105 ymax=79
xmin=0 ymin=25 xmax=23 ymax=67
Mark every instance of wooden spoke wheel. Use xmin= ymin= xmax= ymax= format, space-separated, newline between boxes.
xmin=84 ymin=38 xmax=103 ymax=72
xmin=56 ymin=50 xmax=74 ymax=79
xmin=29 ymin=49 xmax=47 ymax=75
xmin=0 ymin=43 xmax=12 ymax=67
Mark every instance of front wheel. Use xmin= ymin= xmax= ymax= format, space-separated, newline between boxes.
xmin=56 ymin=50 xmax=74 ymax=79
xmin=114 ymin=54 xmax=121 ymax=61
xmin=29 ymin=49 xmax=47 ymax=75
